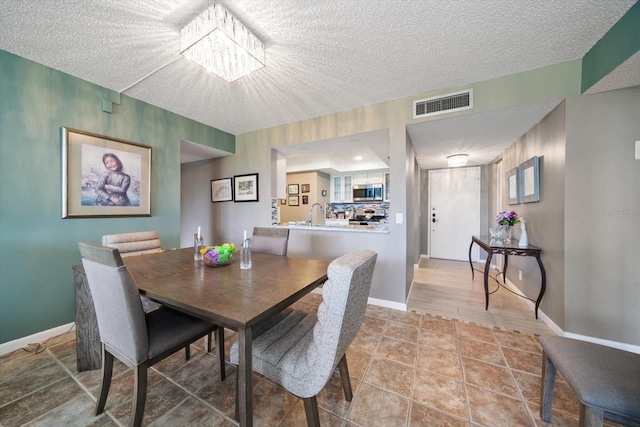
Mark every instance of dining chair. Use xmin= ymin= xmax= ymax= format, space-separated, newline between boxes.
xmin=102 ymin=231 xmax=164 ymax=312
xmin=251 ymin=227 xmax=290 ymax=256
xmin=78 ymin=242 xmax=225 ymax=427
xmin=230 ymin=249 xmax=377 ymax=426
xmin=539 ymin=335 xmax=640 ymax=427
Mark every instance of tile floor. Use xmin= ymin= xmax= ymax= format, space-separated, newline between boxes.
xmin=0 ymin=262 xmax=600 ymax=426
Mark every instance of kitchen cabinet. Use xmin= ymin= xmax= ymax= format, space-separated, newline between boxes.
xmin=353 ymin=172 xmax=385 ymax=185
xmin=330 ymin=174 xmax=353 ymax=202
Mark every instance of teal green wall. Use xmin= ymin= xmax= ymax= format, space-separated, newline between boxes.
xmin=0 ymin=50 xmax=234 ymax=344
xmin=582 ymin=1 xmax=640 ymax=92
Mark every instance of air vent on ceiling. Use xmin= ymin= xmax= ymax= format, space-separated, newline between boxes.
xmin=413 ymin=89 xmax=473 ymax=118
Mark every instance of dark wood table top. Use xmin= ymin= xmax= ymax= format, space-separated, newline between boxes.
xmin=124 ymin=248 xmax=330 ymax=330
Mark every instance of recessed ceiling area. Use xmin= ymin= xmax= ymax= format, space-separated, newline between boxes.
xmin=276 ymin=130 xmax=389 ymax=174
xmin=408 ymin=100 xmax=564 ymax=170
xmin=180 ymin=140 xmax=233 ymax=164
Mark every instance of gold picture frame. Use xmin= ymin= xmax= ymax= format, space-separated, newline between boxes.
xmin=61 ymin=127 xmax=151 ymax=218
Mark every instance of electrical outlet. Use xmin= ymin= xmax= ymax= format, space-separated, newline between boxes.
xmin=518 ymin=270 xmax=523 ymax=280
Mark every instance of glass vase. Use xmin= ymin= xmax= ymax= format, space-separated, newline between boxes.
xmin=490 ymin=224 xmax=512 ymax=243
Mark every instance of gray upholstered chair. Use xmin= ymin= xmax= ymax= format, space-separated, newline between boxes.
xmin=101 ymin=230 xmax=164 ymax=257
xmin=102 ymin=231 xmax=165 ymax=312
xmin=539 ymin=335 xmax=640 ymax=427
xmin=78 ymin=242 xmax=225 ymax=427
xmin=251 ymin=227 xmax=290 ymax=256
xmin=230 ymin=249 xmax=377 ymax=426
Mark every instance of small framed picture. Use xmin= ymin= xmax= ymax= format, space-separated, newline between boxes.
xmin=280 ymin=199 xmax=286 ymax=205
xmin=288 ymin=196 xmax=299 ymax=206
xmin=288 ymin=184 xmax=299 ymax=194
xmin=302 ymin=195 xmax=309 ymax=204
xmin=301 ymin=184 xmax=310 ymax=193
xmin=506 ymin=167 xmax=519 ymax=205
xmin=211 ymin=177 xmax=233 ymax=202
xmin=234 ymin=173 xmax=259 ymax=202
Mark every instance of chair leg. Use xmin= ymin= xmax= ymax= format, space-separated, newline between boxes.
xmin=95 ymin=346 xmax=114 ymax=415
xmin=580 ymin=405 xmax=604 ymax=427
xmin=205 ymin=333 xmax=212 ymax=353
xmin=216 ymin=327 xmax=226 ymax=381
xmin=337 ymin=354 xmax=353 ymax=401
xmin=234 ymin=370 xmax=239 ymax=421
xmin=185 ymin=344 xmax=191 ymax=360
xmin=540 ymin=351 xmax=557 ymax=422
xmin=131 ymin=364 xmax=148 ymax=427
xmin=303 ymin=396 xmax=321 ymax=427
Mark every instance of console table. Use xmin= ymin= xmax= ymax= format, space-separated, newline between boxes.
xmin=468 ymin=235 xmax=546 ymax=319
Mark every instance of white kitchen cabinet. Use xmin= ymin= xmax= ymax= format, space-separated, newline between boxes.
xmin=330 ymin=174 xmax=353 ymax=202
xmin=353 ymin=172 xmax=384 ymax=185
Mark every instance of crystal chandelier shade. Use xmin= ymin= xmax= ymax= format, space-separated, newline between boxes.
xmin=179 ymin=3 xmax=265 ymax=82
xmin=447 ymin=154 xmax=468 ymax=167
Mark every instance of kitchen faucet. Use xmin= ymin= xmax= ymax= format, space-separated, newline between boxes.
xmin=308 ymin=203 xmax=325 ymax=226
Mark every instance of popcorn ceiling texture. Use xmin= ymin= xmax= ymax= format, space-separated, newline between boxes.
xmin=0 ymin=0 xmax=636 ymax=156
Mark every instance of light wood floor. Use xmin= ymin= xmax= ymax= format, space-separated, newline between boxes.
xmin=408 ymin=256 xmax=554 ymax=336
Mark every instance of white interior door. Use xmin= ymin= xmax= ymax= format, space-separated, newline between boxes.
xmin=428 ymin=167 xmax=481 ymax=261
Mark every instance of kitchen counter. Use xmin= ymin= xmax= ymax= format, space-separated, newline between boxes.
xmin=274 ymin=223 xmax=389 ymax=234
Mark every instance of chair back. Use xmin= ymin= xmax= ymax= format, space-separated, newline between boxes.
xmin=78 ymin=242 xmax=148 ymax=364
xmin=252 ymin=227 xmax=290 ymax=256
xmin=102 ymin=231 xmax=162 ymax=257
xmin=310 ymin=249 xmax=377 ymax=375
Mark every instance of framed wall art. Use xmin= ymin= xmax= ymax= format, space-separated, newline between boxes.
xmin=518 ymin=156 xmax=540 ymax=203
xmin=288 ymin=196 xmax=299 ymax=206
xmin=288 ymin=184 xmax=299 ymax=194
xmin=61 ymin=127 xmax=151 ymax=218
xmin=301 ymin=184 xmax=310 ymax=193
xmin=234 ymin=173 xmax=259 ymax=202
xmin=302 ymin=195 xmax=309 ymax=204
xmin=506 ymin=167 xmax=519 ymax=205
xmin=211 ymin=177 xmax=233 ymax=202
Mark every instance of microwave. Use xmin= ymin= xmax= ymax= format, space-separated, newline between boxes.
xmin=353 ymin=184 xmax=383 ymax=201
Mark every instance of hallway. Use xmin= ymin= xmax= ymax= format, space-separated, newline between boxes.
xmin=408 ymin=257 xmax=554 ymax=336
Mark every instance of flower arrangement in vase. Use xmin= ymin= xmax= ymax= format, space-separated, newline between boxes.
xmin=201 ymin=243 xmax=237 ymax=266
xmin=491 ymin=210 xmax=522 ymax=242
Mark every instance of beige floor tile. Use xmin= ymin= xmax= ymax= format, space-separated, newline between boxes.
xmin=363 ymin=357 xmax=413 ymax=397
xmin=375 ymin=336 xmax=418 ymax=366
xmin=466 ymin=384 xmax=535 ymax=427
xmin=412 ymin=369 xmax=468 ymax=419
xmin=347 ymin=383 xmax=409 ymax=426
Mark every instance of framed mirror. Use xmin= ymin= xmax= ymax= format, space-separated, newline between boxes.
xmin=506 ymin=167 xmax=519 ymax=205
xmin=518 ymin=156 xmax=540 ymax=203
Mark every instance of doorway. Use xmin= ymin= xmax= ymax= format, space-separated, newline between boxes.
xmin=428 ymin=167 xmax=481 ymax=261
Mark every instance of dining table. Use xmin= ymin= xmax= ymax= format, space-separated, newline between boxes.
xmin=122 ymin=247 xmax=330 ymax=427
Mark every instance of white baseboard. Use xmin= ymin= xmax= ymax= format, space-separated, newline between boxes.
xmin=503 ymin=279 xmax=640 ymax=354
xmin=368 ymin=296 xmax=407 ymax=312
xmin=0 ymin=322 xmax=75 ymax=357
xmin=314 ymin=288 xmax=408 ymax=312
xmin=562 ymin=332 xmax=640 ymax=354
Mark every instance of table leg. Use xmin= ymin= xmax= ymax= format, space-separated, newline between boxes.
xmin=534 ymin=255 xmax=547 ymax=319
xmin=468 ymin=240 xmax=475 ymax=279
xmin=237 ymin=326 xmax=253 ymax=427
xmin=484 ymin=252 xmax=493 ymax=310
xmin=503 ymin=254 xmax=508 ymax=284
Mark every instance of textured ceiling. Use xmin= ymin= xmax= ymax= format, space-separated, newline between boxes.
xmin=1 ymin=0 xmax=637 ymax=170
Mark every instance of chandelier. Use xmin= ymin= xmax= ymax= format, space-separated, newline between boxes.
xmin=179 ymin=3 xmax=265 ymax=82
xmin=447 ymin=154 xmax=468 ymax=167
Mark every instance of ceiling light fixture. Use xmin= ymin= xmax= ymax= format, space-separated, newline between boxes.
xmin=179 ymin=3 xmax=265 ymax=82
xmin=447 ymin=154 xmax=468 ymax=167
xmin=355 ymin=156 xmax=363 ymax=161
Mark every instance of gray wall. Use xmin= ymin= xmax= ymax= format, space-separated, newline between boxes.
xmin=500 ymin=101 xmax=567 ymax=328
xmin=564 ymin=86 xmax=640 ymax=345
